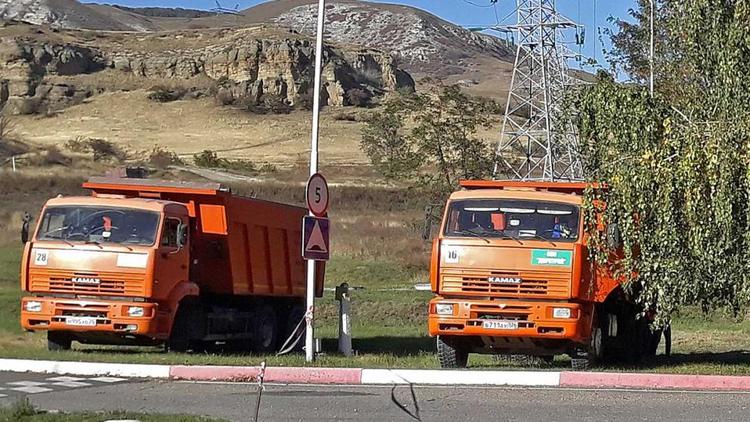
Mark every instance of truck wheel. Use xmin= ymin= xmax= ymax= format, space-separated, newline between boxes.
xmin=47 ymin=332 xmax=72 ymax=351
xmin=252 ymin=305 xmax=279 ymax=354
xmin=436 ymin=336 xmax=468 ymax=368
xmin=167 ymin=303 xmax=193 ymax=353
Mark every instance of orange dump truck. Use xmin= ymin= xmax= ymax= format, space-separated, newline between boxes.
xmin=428 ymin=180 xmax=662 ymax=369
xmin=20 ymin=177 xmax=323 ymax=352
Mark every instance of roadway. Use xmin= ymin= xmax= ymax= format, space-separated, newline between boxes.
xmin=0 ymin=372 xmax=747 ymax=421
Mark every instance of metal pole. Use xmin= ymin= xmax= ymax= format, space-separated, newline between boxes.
xmin=649 ymin=0 xmax=654 ymax=97
xmin=306 ymin=0 xmax=326 ymax=363
xmin=11 ymin=156 xmax=16 ymax=172
xmin=336 ymin=283 xmax=352 ymax=357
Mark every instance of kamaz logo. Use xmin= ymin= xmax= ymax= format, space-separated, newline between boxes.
xmin=71 ymin=277 xmax=100 ymax=285
xmin=488 ymin=276 xmax=522 ymax=284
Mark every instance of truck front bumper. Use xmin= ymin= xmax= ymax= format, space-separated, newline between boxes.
xmin=21 ymin=296 xmax=162 ymax=338
xmin=428 ymin=297 xmax=593 ymax=344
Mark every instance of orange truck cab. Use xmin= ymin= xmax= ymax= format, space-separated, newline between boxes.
xmin=428 ymin=180 xmax=661 ymax=369
xmin=20 ymin=177 xmax=323 ymax=352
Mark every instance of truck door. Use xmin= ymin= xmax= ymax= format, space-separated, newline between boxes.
xmin=153 ymin=215 xmax=190 ymax=300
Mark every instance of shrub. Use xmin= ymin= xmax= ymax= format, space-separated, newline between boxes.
xmin=193 ymin=149 xmax=256 ymax=173
xmin=148 ymin=147 xmax=184 ymax=169
xmin=215 ymin=88 xmax=235 ymax=106
xmin=258 ymin=162 xmax=278 ymax=173
xmin=346 ymin=88 xmax=372 ymax=107
xmin=193 ymin=149 xmax=224 ymax=168
xmin=64 ymin=136 xmax=90 ymax=153
xmin=332 ymin=111 xmax=357 ymax=122
xmin=41 ymin=146 xmax=71 ymax=166
xmin=296 ymin=87 xmax=316 ymax=111
xmin=89 ymin=138 xmax=127 ymax=162
xmin=147 ymin=85 xmax=187 ymax=103
xmin=64 ymin=137 xmax=127 ymax=162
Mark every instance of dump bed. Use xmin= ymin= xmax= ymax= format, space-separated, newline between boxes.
xmin=83 ymin=177 xmax=324 ymax=298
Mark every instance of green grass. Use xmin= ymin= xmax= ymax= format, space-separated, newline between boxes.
xmin=1 ymin=397 xmax=226 ymax=422
xmin=1 ymin=244 xmax=750 ymax=374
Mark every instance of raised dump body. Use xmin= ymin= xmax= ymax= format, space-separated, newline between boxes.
xmin=20 ymin=177 xmax=323 ymax=352
xmin=428 ymin=180 xmax=661 ymax=369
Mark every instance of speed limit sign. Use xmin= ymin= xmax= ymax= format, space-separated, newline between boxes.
xmin=306 ymin=173 xmax=329 ymax=217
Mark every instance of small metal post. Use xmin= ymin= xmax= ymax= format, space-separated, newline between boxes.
xmin=11 ymin=156 xmax=16 ymax=172
xmin=335 ymin=282 xmax=352 ymax=357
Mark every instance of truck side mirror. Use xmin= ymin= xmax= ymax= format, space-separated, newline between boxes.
xmin=176 ymin=223 xmax=188 ymax=249
xmin=607 ymin=222 xmax=622 ymax=250
xmin=21 ymin=212 xmax=31 ymax=244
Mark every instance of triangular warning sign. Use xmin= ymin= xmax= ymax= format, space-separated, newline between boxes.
xmin=305 ymin=220 xmax=328 ymax=253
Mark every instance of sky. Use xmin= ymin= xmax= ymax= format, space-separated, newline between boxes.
xmin=86 ymin=0 xmax=640 ymax=68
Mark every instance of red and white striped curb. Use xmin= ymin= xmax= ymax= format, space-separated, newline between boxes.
xmin=0 ymin=359 xmax=748 ymax=391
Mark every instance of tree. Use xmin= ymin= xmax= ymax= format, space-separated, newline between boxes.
xmin=579 ymin=1 xmax=750 ymax=324
xmin=360 ymin=85 xmax=500 ymax=195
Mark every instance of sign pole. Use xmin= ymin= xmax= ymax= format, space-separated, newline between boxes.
xmin=306 ymin=0 xmax=326 ymax=363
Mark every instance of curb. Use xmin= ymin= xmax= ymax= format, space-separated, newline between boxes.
xmin=0 ymin=359 xmax=749 ymax=391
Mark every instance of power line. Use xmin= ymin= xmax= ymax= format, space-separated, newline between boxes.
xmin=459 ymin=0 xmax=498 ymax=8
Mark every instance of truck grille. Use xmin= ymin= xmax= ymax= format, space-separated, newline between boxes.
xmin=29 ymin=269 xmax=145 ymax=297
xmin=441 ymin=269 xmax=570 ymax=299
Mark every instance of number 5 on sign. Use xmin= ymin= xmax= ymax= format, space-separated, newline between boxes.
xmin=306 ymin=173 xmax=329 ymax=217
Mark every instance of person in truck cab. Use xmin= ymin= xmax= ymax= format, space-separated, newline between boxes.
xmin=551 ymin=216 xmax=573 ymax=239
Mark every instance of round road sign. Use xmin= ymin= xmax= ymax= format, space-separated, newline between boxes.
xmin=306 ymin=173 xmax=329 ymax=217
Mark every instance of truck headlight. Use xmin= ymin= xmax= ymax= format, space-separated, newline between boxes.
xmin=25 ymin=301 xmax=42 ymax=312
xmin=127 ymin=306 xmax=145 ymax=317
xmin=552 ymin=307 xmax=572 ymax=319
xmin=435 ymin=304 xmax=455 ymax=315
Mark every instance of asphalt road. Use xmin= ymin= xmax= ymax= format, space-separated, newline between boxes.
xmin=0 ymin=372 xmax=748 ymax=421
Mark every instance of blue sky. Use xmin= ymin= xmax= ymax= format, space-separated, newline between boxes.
xmin=86 ymin=0 xmax=639 ymax=67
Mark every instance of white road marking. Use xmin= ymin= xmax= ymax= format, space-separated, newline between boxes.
xmin=46 ymin=376 xmax=86 ymax=382
xmin=10 ymin=386 xmax=53 ymax=394
xmin=50 ymin=381 xmax=92 ymax=388
xmin=91 ymin=377 xmax=127 ymax=383
xmin=7 ymin=381 xmax=47 ymax=387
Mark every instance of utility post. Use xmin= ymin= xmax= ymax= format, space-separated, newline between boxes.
xmin=305 ymin=0 xmax=327 ymax=363
xmin=649 ymin=0 xmax=655 ymax=97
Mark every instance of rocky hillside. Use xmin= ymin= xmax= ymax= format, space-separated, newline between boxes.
xmin=0 ymin=21 xmax=414 ymax=115
xmin=0 ymin=0 xmax=513 ymax=80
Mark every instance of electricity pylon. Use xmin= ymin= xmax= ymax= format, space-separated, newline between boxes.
xmin=493 ymin=0 xmax=584 ymax=181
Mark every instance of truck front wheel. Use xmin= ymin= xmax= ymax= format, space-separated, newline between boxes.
xmin=437 ymin=335 xmax=468 ymax=368
xmin=47 ymin=332 xmax=72 ymax=351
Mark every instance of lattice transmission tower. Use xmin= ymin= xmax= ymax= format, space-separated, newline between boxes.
xmin=493 ymin=0 xmax=584 ymax=181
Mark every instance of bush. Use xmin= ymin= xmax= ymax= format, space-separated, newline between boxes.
xmin=64 ymin=137 xmax=126 ymax=162
xmin=215 ymin=88 xmax=235 ymax=106
xmin=332 ymin=111 xmax=357 ymax=122
xmin=346 ymin=88 xmax=372 ymax=107
xmin=296 ymin=87 xmax=316 ymax=111
xmin=242 ymin=94 xmax=292 ymax=115
xmin=40 ymin=146 xmax=71 ymax=166
xmin=193 ymin=149 xmax=256 ymax=173
xmin=148 ymin=146 xmax=184 ymax=169
xmin=193 ymin=149 xmax=224 ymax=168
xmin=88 ymin=138 xmax=127 ymax=162
xmin=147 ymin=85 xmax=187 ymax=103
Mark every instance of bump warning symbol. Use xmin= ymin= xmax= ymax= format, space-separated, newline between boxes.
xmin=302 ymin=216 xmax=330 ymax=261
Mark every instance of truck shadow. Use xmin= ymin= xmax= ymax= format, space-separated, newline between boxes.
xmin=348 ymin=336 xmax=435 ymax=356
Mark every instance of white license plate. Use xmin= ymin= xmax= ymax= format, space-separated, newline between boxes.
xmin=65 ymin=317 xmax=97 ymax=327
xmin=482 ymin=320 xmax=519 ymax=330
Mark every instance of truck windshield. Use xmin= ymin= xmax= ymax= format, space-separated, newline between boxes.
xmin=36 ymin=206 xmax=160 ymax=246
xmin=444 ymin=199 xmax=580 ymax=242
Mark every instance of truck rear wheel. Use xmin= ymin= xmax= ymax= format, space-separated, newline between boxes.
xmin=252 ymin=305 xmax=279 ymax=354
xmin=437 ymin=336 xmax=468 ymax=368
xmin=47 ymin=332 xmax=72 ymax=351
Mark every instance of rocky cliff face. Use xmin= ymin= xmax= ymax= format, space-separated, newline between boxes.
xmin=0 ymin=23 xmax=414 ymax=114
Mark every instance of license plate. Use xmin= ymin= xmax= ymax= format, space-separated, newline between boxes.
xmin=65 ymin=317 xmax=97 ymax=327
xmin=482 ymin=320 xmax=519 ymax=330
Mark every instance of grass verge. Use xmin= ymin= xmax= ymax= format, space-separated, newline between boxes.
xmin=2 ymin=397 xmax=226 ymax=421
